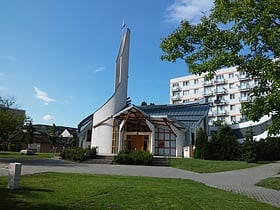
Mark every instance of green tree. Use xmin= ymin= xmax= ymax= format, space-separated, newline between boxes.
xmin=240 ymin=127 xmax=257 ymax=163
xmin=0 ymin=97 xmax=25 ymax=142
xmin=160 ymin=0 xmax=280 ymax=135
xmin=24 ymin=118 xmax=35 ymax=144
xmin=49 ymin=123 xmax=57 ymax=153
xmin=141 ymin=101 xmax=147 ymax=106
xmin=208 ymin=126 xmax=239 ymax=160
xmin=194 ymin=128 xmax=208 ymax=159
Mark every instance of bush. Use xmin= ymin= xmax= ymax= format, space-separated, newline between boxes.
xmin=194 ymin=128 xmax=208 ymax=159
xmin=256 ymin=137 xmax=280 ymax=161
xmin=239 ymin=139 xmax=257 ymax=163
xmin=207 ymin=126 xmax=239 ymax=160
xmin=60 ymin=147 xmax=97 ymax=162
xmin=113 ymin=150 xmax=153 ymax=165
xmin=7 ymin=143 xmax=21 ymax=152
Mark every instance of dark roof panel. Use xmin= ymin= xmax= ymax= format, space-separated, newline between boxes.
xmin=137 ymin=103 xmax=209 ymax=129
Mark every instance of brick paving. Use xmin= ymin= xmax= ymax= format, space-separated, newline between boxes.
xmin=0 ymin=158 xmax=279 ymax=208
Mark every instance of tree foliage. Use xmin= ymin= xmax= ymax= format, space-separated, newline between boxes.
xmin=24 ymin=117 xmax=35 ymax=144
xmin=49 ymin=123 xmax=57 ymax=147
xmin=160 ymin=0 xmax=280 ymax=135
xmin=194 ymin=128 xmax=208 ymax=159
xmin=0 ymin=97 xmax=25 ymax=141
xmin=208 ymin=126 xmax=239 ymax=160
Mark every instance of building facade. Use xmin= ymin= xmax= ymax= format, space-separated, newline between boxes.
xmin=170 ymin=67 xmax=261 ymax=125
xmin=77 ymin=28 xmax=210 ymax=157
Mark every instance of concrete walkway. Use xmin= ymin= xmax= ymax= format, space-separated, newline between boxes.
xmin=0 ymin=158 xmax=280 ymax=208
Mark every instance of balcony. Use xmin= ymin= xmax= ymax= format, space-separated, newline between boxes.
xmin=203 ymin=91 xmax=213 ymax=96
xmin=216 ymin=110 xmax=228 ymax=116
xmin=172 ymin=86 xmax=181 ymax=91
xmin=239 ymin=85 xmax=251 ymax=92
xmin=214 ymin=79 xmax=227 ymax=84
xmin=208 ymin=112 xmax=216 ymax=117
xmin=215 ymin=100 xmax=228 ymax=106
xmin=172 ymin=95 xmax=181 ymax=101
xmin=238 ymin=73 xmax=251 ymax=81
xmin=203 ymin=81 xmax=213 ymax=87
xmin=214 ymin=89 xmax=227 ymax=95
xmin=239 ymin=97 xmax=250 ymax=102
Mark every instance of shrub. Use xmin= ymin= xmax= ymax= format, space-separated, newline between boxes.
xmin=207 ymin=126 xmax=239 ymax=160
xmin=256 ymin=137 xmax=280 ymax=161
xmin=239 ymin=139 xmax=257 ymax=163
xmin=60 ymin=147 xmax=96 ymax=162
xmin=8 ymin=143 xmax=21 ymax=152
xmin=194 ymin=128 xmax=208 ymax=159
xmin=113 ymin=150 xmax=153 ymax=165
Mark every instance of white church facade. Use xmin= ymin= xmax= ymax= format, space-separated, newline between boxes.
xmin=77 ymin=28 xmax=209 ymax=157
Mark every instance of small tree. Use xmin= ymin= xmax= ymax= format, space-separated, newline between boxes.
xmin=24 ymin=118 xmax=35 ymax=144
xmin=194 ymin=128 xmax=208 ymax=159
xmin=240 ymin=127 xmax=257 ymax=163
xmin=49 ymin=123 xmax=57 ymax=153
xmin=0 ymin=97 xmax=25 ymax=142
xmin=141 ymin=101 xmax=147 ymax=106
xmin=208 ymin=126 xmax=239 ymax=160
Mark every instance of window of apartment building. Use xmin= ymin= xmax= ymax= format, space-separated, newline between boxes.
xmin=241 ymin=92 xmax=248 ymax=98
xmin=183 ymin=90 xmax=189 ymax=95
xmin=230 ymin=105 xmax=235 ymax=111
xmin=239 ymin=71 xmax=249 ymax=79
xmin=173 ymin=91 xmax=180 ymax=96
xmin=194 ymin=89 xmax=199 ymax=94
xmin=183 ymin=81 xmax=189 ymax=86
xmin=194 ymin=79 xmax=199 ymax=85
xmin=216 ymin=74 xmax=224 ymax=80
xmin=231 ymin=116 xmax=236 ymax=122
xmin=240 ymin=81 xmax=249 ymax=88
xmin=229 ymin=83 xmax=234 ymax=89
xmin=183 ymin=99 xmax=189 ymax=103
xmin=240 ymin=71 xmax=247 ymax=77
xmin=172 ymin=83 xmax=179 ymax=87
xmin=254 ymin=79 xmax=261 ymax=86
xmin=230 ymin=94 xmax=235 ymax=99
xmin=229 ymin=73 xmax=234 ymax=78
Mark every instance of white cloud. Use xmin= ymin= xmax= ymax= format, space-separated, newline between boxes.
xmin=43 ymin=114 xmax=55 ymax=122
xmin=166 ymin=0 xmax=214 ymax=24
xmin=34 ymin=87 xmax=55 ymax=105
xmin=92 ymin=66 xmax=105 ymax=73
xmin=0 ymin=55 xmax=17 ymax=61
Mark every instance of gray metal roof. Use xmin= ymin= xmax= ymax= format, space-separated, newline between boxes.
xmin=137 ymin=103 xmax=210 ymax=129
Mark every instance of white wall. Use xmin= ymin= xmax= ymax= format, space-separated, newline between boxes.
xmin=91 ymin=29 xmax=130 ymax=155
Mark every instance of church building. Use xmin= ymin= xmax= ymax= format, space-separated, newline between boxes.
xmin=77 ymin=28 xmax=209 ymax=157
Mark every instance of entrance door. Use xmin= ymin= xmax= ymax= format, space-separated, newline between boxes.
xmin=131 ymin=135 xmax=144 ymax=151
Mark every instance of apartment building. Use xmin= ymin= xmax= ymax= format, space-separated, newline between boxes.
xmin=170 ymin=67 xmax=261 ymax=125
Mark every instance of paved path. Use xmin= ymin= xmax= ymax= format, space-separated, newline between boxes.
xmin=1 ymin=158 xmax=280 ymax=208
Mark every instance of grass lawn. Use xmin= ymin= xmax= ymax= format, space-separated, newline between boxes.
xmin=168 ymin=158 xmax=261 ymax=173
xmin=0 ymin=172 xmax=278 ymax=210
xmin=0 ymin=151 xmax=59 ymax=159
xmin=256 ymin=176 xmax=280 ymax=191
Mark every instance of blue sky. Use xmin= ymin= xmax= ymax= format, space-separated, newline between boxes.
xmin=0 ymin=0 xmax=213 ymax=127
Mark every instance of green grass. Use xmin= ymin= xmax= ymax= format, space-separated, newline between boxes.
xmin=256 ymin=177 xmax=280 ymax=191
xmin=0 ymin=151 xmax=59 ymax=159
xmin=168 ymin=158 xmax=260 ymax=173
xmin=0 ymin=172 xmax=278 ymax=210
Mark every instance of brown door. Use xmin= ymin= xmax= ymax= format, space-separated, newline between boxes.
xmin=131 ymin=135 xmax=144 ymax=151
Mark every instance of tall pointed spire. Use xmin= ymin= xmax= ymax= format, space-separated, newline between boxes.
xmin=121 ymin=19 xmax=126 ymax=34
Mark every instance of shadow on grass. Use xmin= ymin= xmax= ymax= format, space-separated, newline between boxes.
xmin=0 ymin=152 xmax=12 ymax=155
xmin=0 ymin=186 xmax=67 ymax=210
xmin=0 ymin=158 xmax=76 ymax=167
